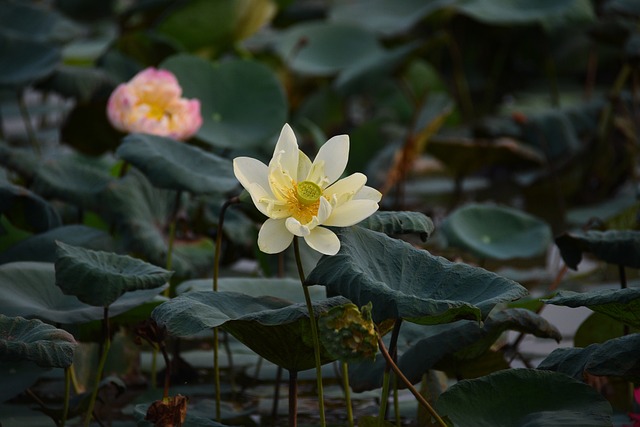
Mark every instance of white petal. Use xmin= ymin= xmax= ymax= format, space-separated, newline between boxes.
xmin=355 ymin=185 xmax=382 ymax=202
xmin=271 ymin=124 xmax=299 ymax=180
xmin=324 ymin=173 xmax=366 ymax=206
xmin=258 ymin=218 xmax=293 ymax=254
xmin=316 ymin=196 xmax=332 ymax=223
xmin=304 ymin=227 xmax=340 ymax=255
xmin=324 ymin=199 xmax=379 ymax=227
xmin=285 ymin=217 xmax=311 ymax=236
xmin=245 ymin=183 xmax=272 ymax=217
xmin=311 ymin=134 xmax=349 ymax=185
xmin=297 ymin=150 xmax=312 ymax=182
xmin=233 ymin=157 xmax=270 ymax=194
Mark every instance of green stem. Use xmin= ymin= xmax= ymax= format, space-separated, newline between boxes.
xmin=163 ymin=190 xmax=182 ymax=297
xmin=211 ymin=197 xmax=238 ymax=422
xmin=379 ymin=319 xmax=402 ymax=424
xmin=288 ymin=370 xmax=298 ymax=427
xmin=620 ymin=264 xmax=630 ymax=336
xmin=377 ymin=337 xmax=448 ymax=427
xmin=84 ymin=307 xmax=111 ymax=427
xmin=293 ymin=237 xmax=326 ymax=427
xmin=17 ymin=91 xmax=41 ymax=156
xmin=342 ymin=361 xmax=354 ymax=427
xmin=378 ymin=370 xmax=391 ymax=425
xmin=61 ymin=367 xmax=71 ymax=427
xmin=150 ymin=349 xmax=158 ymax=388
xmin=393 ymin=374 xmax=400 ymax=427
xmin=160 ymin=345 xmax=172 ymax=400
xmin=213 ymin=328 xmax=221 ymax=421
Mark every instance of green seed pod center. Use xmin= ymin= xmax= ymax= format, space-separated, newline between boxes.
xmin=296 ymin=181 xmax=322 ymax=204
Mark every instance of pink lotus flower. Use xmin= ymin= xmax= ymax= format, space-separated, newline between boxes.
xmin=107 ymin=67 xmax=202 ymax=141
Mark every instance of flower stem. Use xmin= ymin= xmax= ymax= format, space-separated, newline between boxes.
xmin=84 ymin=307 xmax=111 ymax=427
xmin=61 ymin=367 xmax=70 ymax=427
xmin=289 ymin=370 xmax=298 ymax=427
xmin=293 ymin=237 xmax=326 ymax=427
xmin=342 ymin=361 xmax=354 ymax=427
xmin=377 ymin=336 xmax=448 ymax=427
xmin=378 ymin=370 xmax=391 ymax=425
xmin=211 ymin=196 xmax=239 ymax=422
xmin=163 ymin=190 xmax=182 ymax=297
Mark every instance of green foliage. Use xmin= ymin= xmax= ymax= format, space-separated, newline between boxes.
xmin=54 ymin=241 xmax=172 ymax=307
xmin=555 ymin=230 xmax=640 ymax=269
xmin=436 ymin=369 xmax=612 ymax=426
xmin=152 ymin=291 xmax=349 ymax=371
xmin=441 ymin=203 xmax=552 ymax=260
xmin=116 ymin=133 xmax=237 ymax=194
xmin=0 ymin=262 xmax=167 ymax=324
xmin=161 ymin=55 xmax=288 ymax=149
xmin=0 ymin=314 xmax=77 ymax=368
xmin=307 ymin=226 xmax=527 ymax=324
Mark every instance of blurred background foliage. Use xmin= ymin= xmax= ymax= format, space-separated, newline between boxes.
xmin=2 ymin=0 xmax=638 ymax=234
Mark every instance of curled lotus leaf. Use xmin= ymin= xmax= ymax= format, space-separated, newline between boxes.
xmin=55 ymin=241 xmax=172 ymax=307
xmin=358 ymin=211 xmax=434 ymax=241
xmin=545 ymin=288 xmax=640 ymax=329
xmin=152 ymin=291 xmax=350 ymax=371
xmin=538 ymin=333 xmax=640 ymax=382
xmin=555 ymin=230 xmax=640 ymax=269
xmin=306 ymin=226 xmax=528 ymax=324
xmin=0 ymin=314 xmax=76 ymax=368
xmin=0 ymin=262 xmax=168 ymax=324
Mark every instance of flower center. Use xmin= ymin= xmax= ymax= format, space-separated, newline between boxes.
xmin=296 ymin=181 xmax=322 ymax=205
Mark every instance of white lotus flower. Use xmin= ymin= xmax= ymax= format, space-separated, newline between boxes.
xmin=233 ymin=124 xmax=382 ymax=255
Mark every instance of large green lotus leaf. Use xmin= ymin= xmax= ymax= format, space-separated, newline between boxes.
xmin=436 ymin=369 xmax=612 ymax=426
xmin=177 ymin=277 xmax=326 ymax=304
xmin=0 ymin=142 xmax=39 ymax=180
xmin=329 ymin=0 xmax=452 ymax=36
xmin=116 ymin=133 xmax=237 ymax=194
xmin=0 ymin=225 xmax=115 ymax=264
xmin=275 ymin=22 xmax=382 ymax=76
xmin=307 ymin=226 xmax=527 ymax=324
xmin=545 ymin=288 xmax=640 ymax=329
xmin=0 ymin=1 xmax=79 ymax=43
xmin=98 ymin=169 xmax=193 ymax=276
xmin=156 ymin=0 xmax=273 ymax=52
xmin=0 ymin=314 xmax=76 ymax=368
xmin=574 ymin=312 xmax=638 ymax=347
xmin=359 ymin=211 xmax=434 ymax=242
xmin=152 ymin=291 xmax=349 ymax=371
xmin=0 ymin=361 xmax=49 ymax=402
xmin=555 ymin=230 xmax=640 ymax=269
xmin=0 ymin=181 xmax=61 ymax=233
xmin=0 ymin=35 xmax=60 ymax=89
xmin=538 ymin=333 xmax=640 ymax=382
xmin=441 ymin=203 xmax=552 ymax=260
xmin=32 ymin=155 xmax=113 ymax=209
xmin=454 ymin=0 xmax=594 ymax=29
xmin=427 ymin=136 xmax=545 ymax=176
xmin=348 ymin=308 xmax=560 ymax=391
xmin=161 ymin=54 xmax=287 ymax=149
xmin=0 ymin=262 xmax=168 ymax=324
xmin=55 ymin=241 xmax=172 ymax=307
